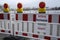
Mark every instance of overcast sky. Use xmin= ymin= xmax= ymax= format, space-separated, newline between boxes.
xmin=0 ymin=0 xmax=60 ymax=8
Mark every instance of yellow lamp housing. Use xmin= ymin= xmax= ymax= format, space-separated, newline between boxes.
xmin=17 ymin=8 xmax=23 ymax=13
xmin=3 ymin=8 xmax=9 ymax=13
xmin=38 ymin=8 xmax=46 ymax=13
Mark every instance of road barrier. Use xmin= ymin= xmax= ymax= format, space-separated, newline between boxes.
xmin=0 ymin=13 xmax=60 ymax=40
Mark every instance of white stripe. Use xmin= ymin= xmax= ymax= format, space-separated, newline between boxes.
xmin=23 ymin=21 xmax=28 ymax=32
xmin=29 ymin=22 xmax=33 ymax=33
xmin=52 ymin=14 xmax=58 ymax=23
xmin=18 ymin=14 xmax=22 ymax=21
xmin=51 ymin=37 xmax=57 ymax=40
xmin=28 ymin=14 xmax=33 ymax=21
xmin=45 ymin=24 xmax=50 ymax=35
xmin=52 ymin=24 xmax=57 ymax=36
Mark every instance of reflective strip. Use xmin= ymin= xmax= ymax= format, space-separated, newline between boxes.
xmin=7 ymin=14 xmax=10 ymax=20
xmin=33 ymin=14 xmax=36 ymax=21
xmin=59 ymin=15 xmax=60 ymax=23
xmin=16 ymin=14 xmax=18 ymax=20
xmin=32 ymin=34 xmax=38 ymax=38
xmin=16 ymin=32 xmax=18 ymax=34
xmin=23 ymin=14 xmax=28 ymax=21
xmin=1 ymin=30 xmax=5 ymax=32
xmin=48 ymin=15 xmax=52 ymax=23
xmin=0 ymin=14 xmax=4 ymax=19
xmin=22 ymin=33 xmax=28 ymax=36
xmin=44 ymin=36 xmax=51 ymax=40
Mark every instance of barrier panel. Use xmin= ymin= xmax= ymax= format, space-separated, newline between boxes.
xmin=0 ymin=13 xmax=60 ymax=40
xmin=0 ymin=13 xmax=13 ymax=35
xmin=14 ymin=21 xmax=60 ymax=39
xmin=13 ymin=13 xmax=60 ymax=40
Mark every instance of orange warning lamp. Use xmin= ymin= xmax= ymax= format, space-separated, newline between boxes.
xmin=4 ymin=3 xmax=8 ymax=8
xmin=17 ymin=3 xmax=22 ymax=8
xmin=39 ymin=2 xmax=45 ymax=8
xmin=38 ymin=2 xmax=46 ymax=13
xmin=3 ymin=3 xmax=9 ymax=13
xmin=17 ymin=3 xmax=23 ymax=13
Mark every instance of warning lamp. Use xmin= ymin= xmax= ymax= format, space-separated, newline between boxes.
xmin=17 ymin=3 xmax=22 ymax=8
xmin=39 ymin=2 xmax=45 ymax=8
xmin=38 ymin=2 xmax=46 ymax=13
xmin=17 ymin=3 xmax=23 ymax=13
xmin=4 ymin=3 xmax=8 ymax=8
xmin=3 ymin=3 xmax=9 ymax=13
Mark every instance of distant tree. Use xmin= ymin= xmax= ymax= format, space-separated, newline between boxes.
xmin=54 ymin=7 xmax=57 ymax=10
xmin=58 ymin=7 xmax=60 ymax=10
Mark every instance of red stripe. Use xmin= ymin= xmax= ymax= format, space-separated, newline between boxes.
xmin=33 ymin=14 xmax=36 ymax=21
xmin=32 ymin=34 xmax=38 ymax=38
xmin=23 ymin=14 xmax=28 ymax=21
xmin=7 ymin=14 xmax=10 ymax=20
xmin=0 ymin=14 xmax=4 ymax=19
xmin=48 ymin=15 xmax=52 ymax=23
xmin=58 ymin=38 xmax=60 ymax=40
xmin=16 ymin=32 xmax=18 ymax=34
xmin=8 ymin=30 xmax=11 ymax=33
xmin=16 ymin=14 xmax=18 ymax=20
xmin=59 ymin=15 xmax=60 ymax=23
xmin=44 ymin=36 xmax=51 ymax=40
xmin=1 ymin=30 xmax=5 ymax=32
xmin=22 ymin=33 xmax=28 ymax=36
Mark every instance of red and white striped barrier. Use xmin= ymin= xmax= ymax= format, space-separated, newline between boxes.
xmin=14 ymin=21 xmax=60 ymax=39
xmin=13 ymin=13 xmax=60 ymax=40
xmin=0 ymin=13 xmax=60 ymax=40
xmin=15 ymin=14 xmax=60 ymax=23
xmin=0 ymin=13 xmax=12 ymax=35
xmin=15 ymin=14 xmax=36 ymax=21
xmin=14 ymin=21 xmax=40 ymax=38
